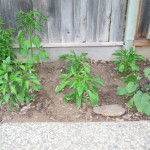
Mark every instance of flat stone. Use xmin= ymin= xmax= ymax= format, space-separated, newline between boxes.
xmin=93 ymin=104 xmax=126 ymax=117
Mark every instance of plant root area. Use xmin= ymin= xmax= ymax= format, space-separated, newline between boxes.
xmin=0 ymin=60 xmax=150 ymax=122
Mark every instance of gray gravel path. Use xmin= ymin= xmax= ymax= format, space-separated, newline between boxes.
xmin=0 ymin=121 xmax=149 ymax=150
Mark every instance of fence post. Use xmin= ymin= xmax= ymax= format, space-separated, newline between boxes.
xmin=124 ymin=0 xmax=140 ymax=49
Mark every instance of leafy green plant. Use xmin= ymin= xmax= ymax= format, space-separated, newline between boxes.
xmin=117 ymin=68 xmax=150 ymax=115
xmin=16 ymin=10 xmax=49 ymax=64
xmin=113 ymin=47 xmax=144 ymax=75
xmin=0 ymin=18 xmax=16 ymax=64
xmin=0 ymin=57 xmax=41 ymax=109
xmin=55 ymin=51 xmax=104 ymax=108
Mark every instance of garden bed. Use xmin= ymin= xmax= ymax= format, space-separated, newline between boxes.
xmin=0 ymin=60 xmax=150 ymax=122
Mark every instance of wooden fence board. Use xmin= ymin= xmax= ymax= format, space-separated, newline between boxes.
xmin=61 ymin=0 xmax=74 ymax=43
xmin=136 ymin=0 xmax=150 ymax=39
xmin=110 ymin=0 xmax=127 ymax=42
xmin=0 ymin=0 xmax=128 ymax=43
xmin=74 ymin=0 xmax=87 ymax=43
xmin=86 ymin=0 xmax=99 ymax=42
xmin=47 ymin=0 xmax=61 ymax=43
xmin=32 ymin=0 xmax=49 ymax=42
xmin=96 ymin=0 xmax=111 ymax=42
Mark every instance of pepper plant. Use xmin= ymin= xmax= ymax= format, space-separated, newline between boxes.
xmin=0 ymin=18 xmax=16 ymax=64
xmin=16 ymin=10 xmax=49 ymax=64
xmin=112 ymin=47 xmax=144 ymax=75
xmin=55 ymin=51 xmax=105 ymax=108
xmin=117 ymin=68 xmax=150 ymax=116
xmin=0 ymin=57 xmax=41 ymax=109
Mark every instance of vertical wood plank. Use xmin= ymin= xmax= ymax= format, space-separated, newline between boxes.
xmin=86 ymin=0 xmax=99 ymax=42
xmin=47 ymin=0 xmax=61 ymax=43
xmin=147 ymin=23 xmax=150 ymax=39
xmin=137 ymin=0 xmax=150 ymax=39
xmin=110 ymin=0 xmax=127 ymax=42
xmin=32 ymin=0 xmax=49 ymax=42
xmin=96 ymin=0 xmax=111 ymax=42
xmin=0 ymin=0 xmax=32 ymax=28
xmin=61 ymin=0 xmax=74 ymax=43
xmin=74 ymin=0 xmax=87 ymax=43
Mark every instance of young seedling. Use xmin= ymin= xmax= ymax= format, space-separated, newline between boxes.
xmin=0 ymin=57 xmax=41 ymax=109
xmin=16 ymin=10 xmax=49 ymax=64
xmin=55 ymin=51 xmax=105 ymax=108
xmin=117 ymin=68 xmax=150 ymax=116
xmin=113 ymin=47 xmax=144 ymax=75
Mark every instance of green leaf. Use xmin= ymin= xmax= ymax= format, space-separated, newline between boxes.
xmin=2 ymin=85 xmax=7 ymax=95
xmin=112 ymin=50 xmax=124 ymax=56
xmin=119 ymin=64 xmax=124 ymax=72
xmin=21 ymin=40 xmax=30 ymax=57
xmin=126 ymin=82 xmax=138 ymax=94
xmin=32 ymin=79 xmax=41 ymax=85
xmin=26 ymin=56 xmax=34 ymax=64
xmin=77 ymin=82 xmax=84 ymax=97
xmin=31 ymin=85 xmax=41 ymax=91
xmin=58 ymin=73 xmax=72 ymax=79
xmin=16 ymin=94 xmax=24 ymax=103
xmin=3 ymin=93 xmax=10 ymax=103
xmin=71 ymin=66 xmax=76 ymax=74
xmin=127 ymin=98 xmax=134 ymax=108
xmin=55 ymin=80 xmax=69 ymax=93
xmin=133 ymin=91 xmax=150 ymax=112
xmin=75 ymin=95 xmax=82 ymax=108
xmin=144 ymin=68 xmax=150 ymax=81
xmin=82 ymin=62 xmax=90 ymax=74
xmin=59 ymin=54 xmax=70 ymax=61
xmin=39 ymin=49 xmax=49 ymax=59
xmin=64 ymin=92 xmax=75 ymax=102
xmin=120 ymin=74 xmax=139 ymax=83
xmin=33 ymin=54 xmax=40 ymax=63
xmin=25 ymin=80 xmax=30 ymax=90
xmin=87 ymin=90 xmax=99 ymax=107
xmin=130 ymin=63 xmax=139 ymax=71
xmin=32 ymin=36 xmax=41 ymax=48
xmin=20 ymin=65 xmax=26 ymax=70
xmin=117 ymin=86 xmax=127 ymax=95
xmin=91 ymin=77 xmax=105 ymax=87
xmin=10 ymin=85 xmax=17 ymax=95
xmin=143 ymin=105 xmax=150 ymax=116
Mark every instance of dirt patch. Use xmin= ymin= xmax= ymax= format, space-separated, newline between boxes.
xmin=0 ymin=60 xmax=150 ymax=122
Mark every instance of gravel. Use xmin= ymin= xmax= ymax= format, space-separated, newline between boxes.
xmin=0 ymin=121 xmax=149 ymax=150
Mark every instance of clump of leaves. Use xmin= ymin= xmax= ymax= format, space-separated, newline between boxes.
xmin=0 ymin=18 xmax=16 ymax=64
xmin=16 ymin=10 xmax=49 ymax=64
xmin=0 ymin=57 xmax=41 ymax=109
xmin=112 ymin=47 xmax=144 ymax=75
xmin=55 ymin=51 xmax=104 ymax=108
xmin=117 ymin=68 xmax=150 ymax=116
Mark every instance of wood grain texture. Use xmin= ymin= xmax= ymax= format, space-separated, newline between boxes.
xmin=74 ymin=0 xmax=87 ymax=43
xmin=47 ymin=0 xmax=61 ymax=43
xmin=110 ymin=0 xmax=127 ymax=42
xmin=61 ymin=0 xmax=74 ymax=43
xmin=137 ymin=0 xmax=150 ymax=39
xmin=0 ymin=0 xmax=128 ymax=43
xmin=134 ymin=39 xmax=150 ymax=46
xmin=86 ymin=0 xmax=99 ymax=42
xmin=96 ymin=0 xmax=111 ymax=42
xmin=0 ymin=0 xmax=32 ymax=28
xmin=32 ymin=0 xmax=49 ymax=42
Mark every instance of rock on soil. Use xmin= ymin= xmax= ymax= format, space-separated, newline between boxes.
xmin=93 ymin=104 xmax=126 ymax=117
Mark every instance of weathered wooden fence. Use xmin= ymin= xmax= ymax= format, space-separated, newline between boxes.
xmin=0 ymin=0 xmax=127 ymax=44
xmin=135 ymin=0 xmax=150 ymax=39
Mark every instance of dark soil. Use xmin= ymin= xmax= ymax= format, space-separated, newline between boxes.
xmin=0 ymin=60 xmax=150 ymax=122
